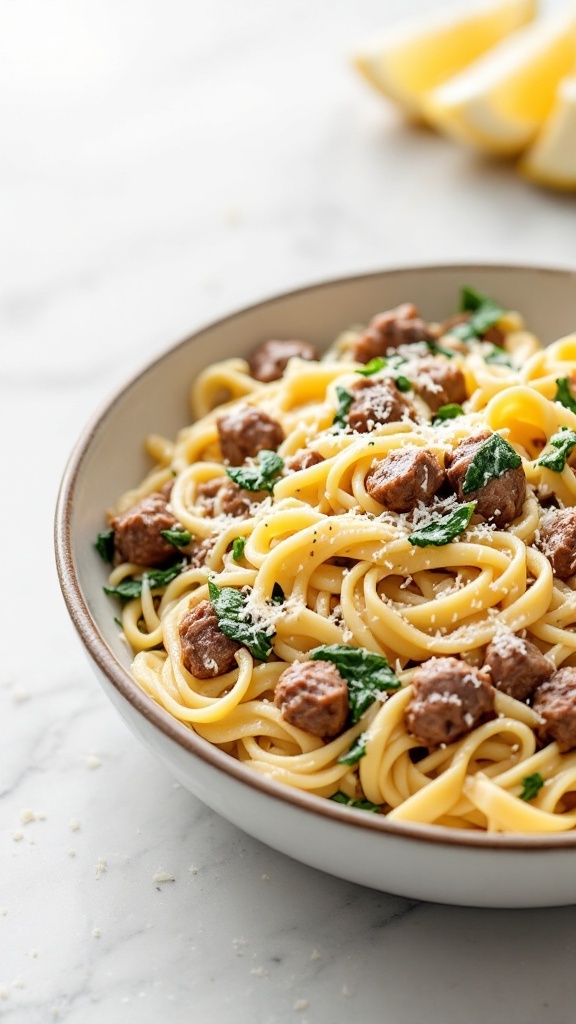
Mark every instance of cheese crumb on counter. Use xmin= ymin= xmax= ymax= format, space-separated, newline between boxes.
xmin=85 ymin=755 xmax=101 ymax=769
xmin=152 ymin=871 xmax=175 ymax=883
xmin=20 ymin=809 xmax=45 ymax=825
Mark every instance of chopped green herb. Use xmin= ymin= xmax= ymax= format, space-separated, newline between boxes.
xmin=113 ymin=616 xmax=123 ymax=630
xmin=395 ymin=375 xmax=412 ymax=393
xmin=519 ymin=772 xmax=545 ymax=802
xmin=310 ymin=644 xmax=401 ymax=723
xmin=160 ymin=527 xmax=192 ymax=547
xmin=104 ymin=561 xmax=186 ymax=601
xmin=462 ymin=433 xmax=522 ymax=495
xmin=356 ymin=357 xmax=387 ymax=376
xmin=338 ymin=733 xmax=367 ymax=766
xmin=333 ymin=386 xmax=353 ymax=429
xmin=330 ymin=792 xmax=381 ymax=813
xmin=408 ymin=502 xmax=476 ymax=548
xmin=271 ymin=582 xmax=285 ymax=605
xmin=448 ymin=287 xmax=506 ymax=342
xmin=555 ymin=377 xmax=576 ymax=415
xmin=484 ymin=344 xmax=513 ymax=369
xmin=356 ymin=354 xmax=407 ymax=377
xmin=95 ymin=528 xmax=115 ymax=564
xmin=433 ymin=403 xmax=464 ymax=424
xmin=226 ymin=450 xmax=284 ymax=493
xmin=232 ymin=536 xmax=246 ymax=561
xmin=460 ymin=285 xmax=491 ymax=312
xmin=427 ymin=339 xmax=455 ymax=359
xmin=208 ymin=580 xmax=273 ymax=661
xmin=538 ymin=429 xmax=576 ymax=473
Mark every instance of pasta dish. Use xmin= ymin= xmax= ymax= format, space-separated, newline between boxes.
xmin=96 ymin=287 xmax=576 ymax=833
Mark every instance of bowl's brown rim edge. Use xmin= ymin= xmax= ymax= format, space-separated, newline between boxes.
xmin=55 ymin=261 xmax=576 ymax=853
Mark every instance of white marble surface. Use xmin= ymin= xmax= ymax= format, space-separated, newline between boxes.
xmin=3 ymin=0 xmax=576 ymax=1020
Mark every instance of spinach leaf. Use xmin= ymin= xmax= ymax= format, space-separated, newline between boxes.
xmin=427 ymin=339 xmax=455 ymax=359
xmin=408 ymin=502 xmax=476 ymax=548
xmin=95 ymin=528 xmax=115 ymax=564
xmin=538 ymin=429 xmax=576 ymax=473
xmin=460 ymin=285 xmax=491 ymax=312
xmin=519 ymin=772 xmax=544 ymax=802
xmin=232 ymin=536 xmax=246 ymax=561
xmin=433 ymin=403 xmax=464 ymax=424
xmin=555 ymin=377 xmax=576 ymax=415
xmin=271 ymin=582 xmax=285 ymax=605
xmin=338 ymin=733 xmax=367 ymax=766
xmin=330 ymin=792 xmax=381 ymax=813
xmin=226 ymin=450 xmax=284 ymax=493
xmin=462 ymin=433 xmax=521 ymax=495
xmin=484 ymin=344 xmax=513 ymax=369
xmin=208 ymin=581 xmax=274 ymax=661
xmin=356 ymin=357 xmax=387 ymax=377
xmin=333 ymin=386 xmax=353 ymax=429
xmin=161 ymin=527 xmax=192 ymax=547
xmin=310 ymin=644 xmax=401 ymax=723
xmin=104 ymin=560 xmax=186 ymax=600
xmin=448 ymin=287 xmax=505 ymax=342
xmin=356 ymin=354 xmax=409 ymax=380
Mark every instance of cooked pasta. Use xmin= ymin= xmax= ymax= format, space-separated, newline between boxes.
xmin=98 ymin=289 xmax=576 ymax=833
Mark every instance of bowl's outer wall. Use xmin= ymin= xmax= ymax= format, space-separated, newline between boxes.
xmin=92 ymin=660 xmax=576 ymax=908
xmin=60 ymin=266 xmax=576 ymax=906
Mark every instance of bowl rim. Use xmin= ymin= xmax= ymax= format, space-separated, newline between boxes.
xmin=55 ymin=261 xmax=576 ymax=852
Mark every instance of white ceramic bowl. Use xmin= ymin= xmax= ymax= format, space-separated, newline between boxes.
xmin=55 ymin=264 xmax=576 ymax=908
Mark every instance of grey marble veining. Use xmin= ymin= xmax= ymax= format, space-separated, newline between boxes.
xmin=3 ymin=0 xmax=576 ymax=1021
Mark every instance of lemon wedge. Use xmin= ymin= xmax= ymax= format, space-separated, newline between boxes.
xmin=353 ymin=0 xmax=536 ymax=119
xmin=424 ymin=8 xmax=576 ymax=155
xmin=520 ymin=76 xmax=576 ymax=189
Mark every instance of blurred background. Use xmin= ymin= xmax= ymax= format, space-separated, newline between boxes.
xmin=2 ymin=0 xmax=574 ymax=397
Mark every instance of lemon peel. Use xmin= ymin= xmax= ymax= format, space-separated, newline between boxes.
xmin=424 ymin=8 xmax=576 ymax=155
xmin=353 ymin=0 xmax=536 ymax=119
xmin=520 ymin=76 xmax=576 ymax=190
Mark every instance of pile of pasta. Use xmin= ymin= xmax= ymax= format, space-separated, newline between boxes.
xmin=103 ymin=298 xmax=576 ymax=833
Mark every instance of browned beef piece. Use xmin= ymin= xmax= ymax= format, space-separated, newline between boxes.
xmin=539 ymin=508 xmax=576 ymax=580
xmin=405 ymin=656 xmax=494 ymax=747
xmin=217 ymin=406 xmax=284 ymax=465
xmin=179 ymin=600 xmax=240 ymax=678
xmin=111 ymin=493 xmax=179 ymax=567
xmin=353 ymin=303 xmax=436 ymax=363
xmin=285 ymin=449 xmax=324 ymax=472
xmin=444 ymin=430 xmax=525 ymax=528
xmin=483 ymin=325 xmax=505 ymax=347
xmin=196 ymin=477 xmax=260 ymax=518
xmin=414 ymin=357 xmax=467 ymax=413
xmin=274 ymin=660 xmax=349 ymax=738
xmin=348 ymin=378 xmax=415 ymax=433
xmin=483 ymin=634 xmax=553 ymax=702
xmin=365 ymin=447 xmax=445 ymax=512
xmin=248 ymin=339 xmax=319 ymax=383
xmin=533 ymin=667 xmax=576 ymax=752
